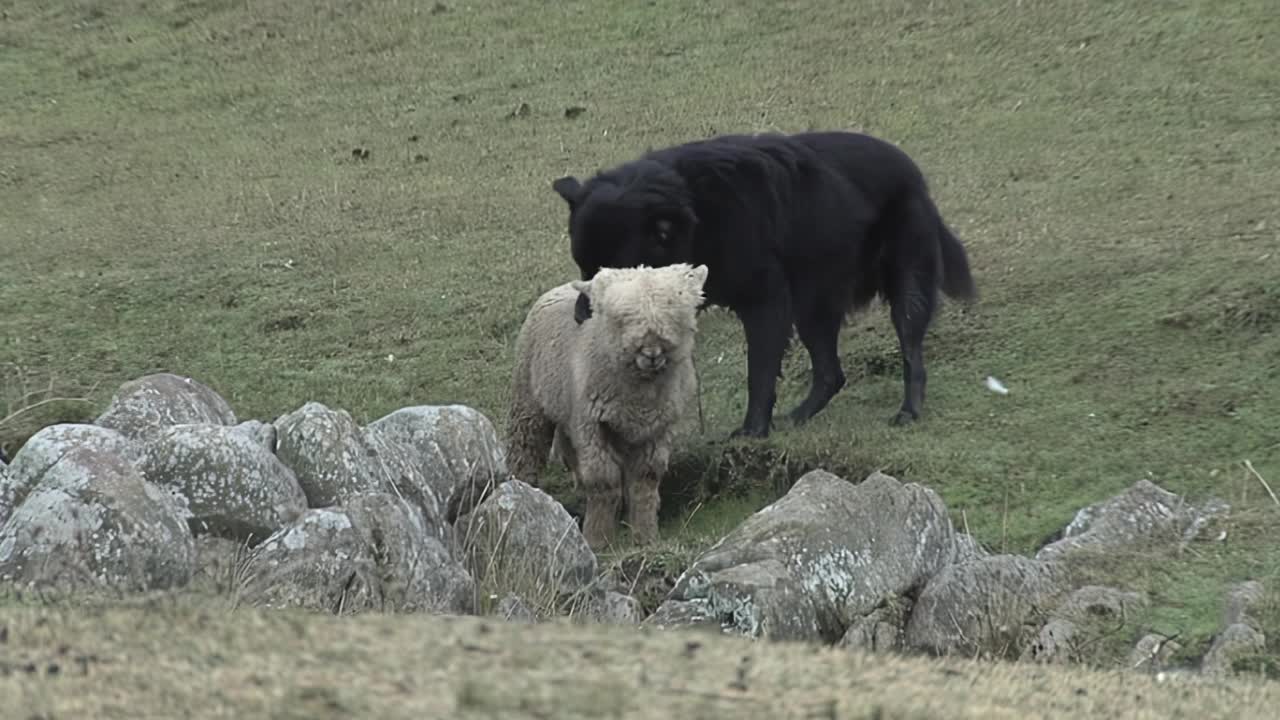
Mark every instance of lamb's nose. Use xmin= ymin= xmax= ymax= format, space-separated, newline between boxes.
xmin=641 ymin=347 xmax=666 ymax=369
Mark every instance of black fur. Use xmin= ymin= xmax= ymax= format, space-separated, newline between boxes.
xmin=552 ymin=131 xmax=977 ymax=439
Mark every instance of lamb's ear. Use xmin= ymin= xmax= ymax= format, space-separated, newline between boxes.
xmin=570 ymin=279 xmax=595 ymax=324
xmin=552 ymin=176 xmax=583 ymax=209
xmin=573 ymin=291 xmax=594 ymax=324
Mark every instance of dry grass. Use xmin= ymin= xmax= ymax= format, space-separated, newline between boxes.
xmin=1 ymin=595 xmax=1277 ymax=719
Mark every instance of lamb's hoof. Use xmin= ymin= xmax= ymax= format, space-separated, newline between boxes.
xmin=890 ymin=410 xmax=918 ymax=427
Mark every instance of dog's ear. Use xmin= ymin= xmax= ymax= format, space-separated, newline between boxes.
xmin=680 ymin=204 xmax=699 ymax=228
xmin=552 ymin=176 xmax=583 ymax=208
xmin=573 ymin=290 xmax=594 ymax=324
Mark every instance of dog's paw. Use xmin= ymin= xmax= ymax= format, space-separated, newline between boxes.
xmin=889 ymin=410 xmax=918 ymax=427
xmin=729 ymin=424 xmax=771 ymax=440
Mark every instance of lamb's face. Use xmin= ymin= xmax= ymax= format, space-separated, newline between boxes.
xmin=574 ymin=264 xmax=709 ymax=381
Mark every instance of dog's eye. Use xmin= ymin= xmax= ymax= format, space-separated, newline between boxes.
xmin=654 ymin=219 xmax=673 ymax=244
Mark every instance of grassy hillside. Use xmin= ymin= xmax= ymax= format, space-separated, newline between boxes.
xmin=2 ymin=0 xmax=1277 ymax=673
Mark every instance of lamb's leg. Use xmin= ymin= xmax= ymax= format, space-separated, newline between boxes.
xmin=625 ymin=440 xmax=671 ymax=546
xmin=576 ymin=425 xmax=623 ymax=551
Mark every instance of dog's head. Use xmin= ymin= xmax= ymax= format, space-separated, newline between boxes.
xmin=552 ymin=160 xmax=699 ymax=323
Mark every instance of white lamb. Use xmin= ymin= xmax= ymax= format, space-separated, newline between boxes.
xmin=505 ymin=263 xmax=709 ymax=550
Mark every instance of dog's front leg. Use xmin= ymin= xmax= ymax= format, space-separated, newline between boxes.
xmin=731 ymin=291 xmax=792 ymax=439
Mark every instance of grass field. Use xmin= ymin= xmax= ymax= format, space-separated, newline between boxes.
xmin=2 ymin=0 xmax=1278 ymax=695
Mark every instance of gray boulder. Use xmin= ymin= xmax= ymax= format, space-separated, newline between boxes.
xmin=1200 ymin=580 xmax=1268 ymax=677
xmin=1 ymin=423 xmax=141 ymax=529
xmin=230 ymin=420 xmax=278 ymax=453
xmin=0 ymin=446 xmax=195 ymax=592
xmin=1201 ymin=623 xmax=1266 ymax=677
xmin=587 ymin=591 xmax=645 ymax=625
xmin=838 ymin=597 xmax=912 ymax=654
xmin=1222 ymin=580 xmax=1264 ymax=628
xmin=458 ymin=479 xmax=596 ymax=603
xmin=139 ymin=424 xmax=308 ymax=544
xmin=495 ymin=593 xmax=537 ymax=623
xmin=1130 ymin=633 xmax=1183 ymax=672
xmin=1020 ymin=585 xmax=1147 ymax=664
xmin=239 ymin=492 xmax=473 ymax=615
xmin=1036 ymin=480 xmax=1229 ymax=562
xmin=904 ymin=554 xmax=1071 ymax=657
xmin=952 ymin=533 xmax=988 ymax=564
xmin=367 ymin=404 xmax=507 ymax=512
xmin=273 ymin=402 xmax=394 ymax=507
xmin=189 ymin=535 xmax=251 ymax=596
xmin=272 ymin=403 xmax=446 ymax=538
xmin=94 ymin=373 xmax=236 ymax=442
xmin=647 ymin=470 xmax=957 ymax=642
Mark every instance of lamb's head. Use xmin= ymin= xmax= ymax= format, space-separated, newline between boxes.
xmin=572 ymin=263 xmax=709 ymax=379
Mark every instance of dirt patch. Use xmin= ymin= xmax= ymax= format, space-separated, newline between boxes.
xmin=661 ymin=441 xmax=881 ymax=520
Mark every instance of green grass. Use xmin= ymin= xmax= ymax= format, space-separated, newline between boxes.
xmin=2 ymin=0 xmax=1278 ymax=667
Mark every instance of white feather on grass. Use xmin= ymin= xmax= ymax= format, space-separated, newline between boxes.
xmin=985 ymin=376 xmax=1010 ymax=395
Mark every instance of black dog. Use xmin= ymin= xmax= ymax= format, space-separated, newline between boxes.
xmin=552 ymin=131 xmax=977 ymax=439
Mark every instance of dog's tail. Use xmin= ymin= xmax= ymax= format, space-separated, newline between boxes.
xmin=938 ymin=221 xmax=977 ymax=301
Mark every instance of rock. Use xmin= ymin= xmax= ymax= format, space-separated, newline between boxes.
xmin=838 ymin=597 xmax=912 ymax=654
xmin=458 ymin=479 xmax=596 ymax=602
xmin=230 ymin=420 xmax=277 ymax=453
xmin=272 ymin=403 xmax=446 ymax=536
xmin=361 ymin=423 xmax=449 ymax=540
xmin=651 ymin=470 xmax=957 ymax=642
xmin=1022 ymin=619 xmax=1079 ymax=664
xmin=1 ymin=424 xmax=141 ymax=528
xmin=1198 ymin=580 xmax=1268 ymax=678
xmin=138 ymin=424 xmax=308 ymax=544
xmin=1036 ymin=480 xmax=1229 ymax=562
xmin=343 ymin=492 xmax=474 ymax=613
xmin=1130 ymin=633 xmax=1182 ymax=672
xmin=952 ymin=533 xmax=988 ymax=564
xmin=0 ymin=446 xmax=195 ymax=592
xmin=238 ymin=507 xmax=372 ymax=612
xmin=239 ymin=492 xmax=473 ymax=615
xmin=1021 ymin=585 xmax=1148 ymax=664
xmin=645 ymin=598 xmax=716 ymax=629
xmin=94 ymin=373 xmax=236 ymax=442
xmin=189 ymin=535 xmax=250 ymax=596
xmin=367 ymin=404 xmax=506 ymax=512
xmin=904 ymin=554 xmax=1071 ymax=657
xmin=273 ymin=402 xmax=394 ymax=507
xmin=589 ymin=591 xmax=644 ymax=625
xmin=496 ymin=593 xmax=536 ymax=622
xmin=1223 ymin=580 xmax=1264 ymax=628
xmin=1201 ymin=623 xmax=1266 ymax=677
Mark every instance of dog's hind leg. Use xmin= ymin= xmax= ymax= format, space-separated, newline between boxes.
xmin=787 ymin=288 xmax=847 ymax=426
xmin=886 ymin=260 xmax=940 ymax=426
